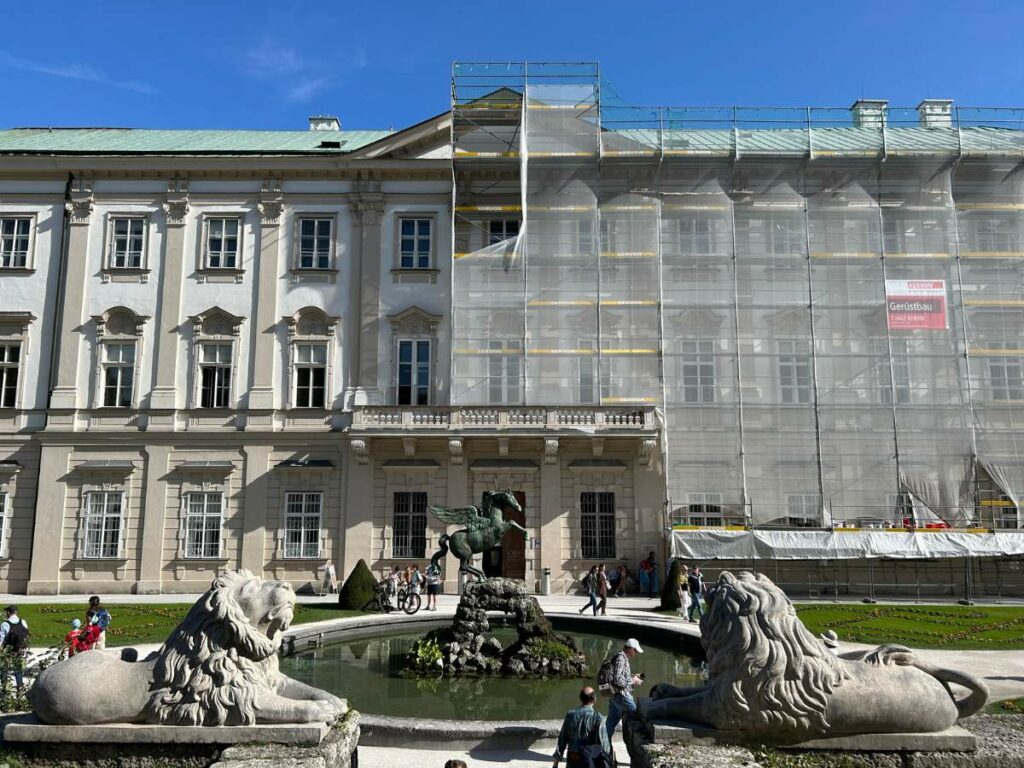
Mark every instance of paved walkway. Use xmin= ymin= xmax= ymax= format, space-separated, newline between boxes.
xmin=357 ymin=737 xmax=628 ymax=768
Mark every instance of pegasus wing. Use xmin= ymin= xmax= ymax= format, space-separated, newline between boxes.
xmin=428 ymin=504 xmax=480 ymax=527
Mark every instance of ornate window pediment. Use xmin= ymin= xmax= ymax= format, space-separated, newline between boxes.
xmin=387 ymin=306 xmax=442 ymax=336
xmin=189 ymin=307 xmax=245 ymax=337
xmin=92 ymin=307 xmax=148 ymax=338
xmin=283 ymin=307 xmax=340 ymax=338
xmin=0 ymin=312 xmax=35 ymax=337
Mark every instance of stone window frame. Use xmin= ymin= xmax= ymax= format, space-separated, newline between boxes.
xmin=198 ymin=212 xmax=246 ymax=277
xmin=179 ymin=489 xmax=227 ymax=560
xmin=292 ymin=214 xmax=338 ymax=272
xmin=391 ymin=212 xmax=440 ymax=283
xmin=0 ymin=467 xmax=15 ymax=560
xmin=0 ymin=312 xmax=34 ymax=411
xmin=579 ymin=490 xmax=616 ymax=560
xmin=280 ymin=490 xmax=326 ymax=560
xmin=103 ymin=213 xmax=151 ymax=274
xmin=387 ymin=306 xmax=442 ymax=406
xmin=188 ymin=308 xmax=245 ymax=411
xmin=91 ymin=307 xmax=148 ymax=410
xmin=571 ymin=469 xmax=626 ymax=561
xmin=0 ymin=213 xmax=37 ymax=271
xmin=77 ymin=487 xmax=129 ymax=561
xmin=283 ymin=307 xmax=339 ymax=410
xmin=382 ymin=465 xmax=439 ymax=561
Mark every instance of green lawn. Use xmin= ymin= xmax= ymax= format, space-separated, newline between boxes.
xmin=794 ymin=604 xmax=1024 ymax=650
xmin=14 ymin=602 xmax=365 ymax=650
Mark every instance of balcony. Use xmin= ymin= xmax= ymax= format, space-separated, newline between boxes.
xmin=351 ymin=405 xmax=658 ymax=433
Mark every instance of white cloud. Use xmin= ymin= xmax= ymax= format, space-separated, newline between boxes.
xmin=0 ymin=51 xmax=157 ymax=95
xmin=238 ymin=37 xmax=368 ymax=104
xmin=287 ymin=76 xmax=332 ymax=103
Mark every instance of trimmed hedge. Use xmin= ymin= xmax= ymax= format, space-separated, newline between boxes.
xmin=660 ymin=558 xmax=685 ymax=611
xmin=339 ymin=559 xmax=378 ymax=609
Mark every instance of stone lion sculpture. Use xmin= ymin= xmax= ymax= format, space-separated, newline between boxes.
xmin=642 ymin=571 xmax=988 ymax=743
xmin=30 ymin=570 xmax=347 ymax=726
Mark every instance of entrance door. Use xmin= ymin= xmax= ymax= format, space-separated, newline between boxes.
xmin=480 ymin=491 xmax=527 ymax=580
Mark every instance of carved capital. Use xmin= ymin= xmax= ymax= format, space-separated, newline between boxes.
xmin=351 ymin=439 xmax=370 ymax=465
xmin=65 ymin=197 xmax=94 ymax=225
xmin=544 ymin=438 xmax=559 ymax=465
xmin=402 ymin=437 xmax=417 ymax=457
xmin=638 ymin=438 xmax=658 ymax=467
xmin=258 ymin=198 xmax=284 ymax=227
xmin=497 ymin=437 xmax=510 ymax=457
xmin=162 ymin=198 xmax=189 ymax=226
xmin=352 ymin=200 xmax=385 ymax=225
xmin=448 ymin=438 xmax=464 ymax=465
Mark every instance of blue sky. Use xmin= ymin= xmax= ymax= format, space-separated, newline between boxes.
xmin=2 ymin=0 xmax=1022 ymax=132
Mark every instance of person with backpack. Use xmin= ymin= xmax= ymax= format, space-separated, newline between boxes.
xmin=425 ymin=562 xmax=441 ymax=611
xmin=86 ymin=596 xmax=112 ymax=649
xmin=0 ymin=605 xmax=30 ymax=690
xmin=552 ymin=686 xmax=613 ymax=768
xmin=686 ymin=566 xmax=705 ymax=622
xmin=595 ymin=564 xmax=610 ymax=617
xmin=577 ymin=566 xmax=599 ymax=616
xmin=601 ymin=638 xmax=644 ymax=739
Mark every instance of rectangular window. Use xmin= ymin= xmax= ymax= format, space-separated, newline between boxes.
xmin=102 ymin=342 xmax=136 ymax=408
xmin=294 ymin=343 xmax=328 ymax=408
xmin=0 ymin=343 xmax=19 ymax=408
xmin=0 ymin=217 xmax=31 ymax=268
xmin=580 ymin=491 xmax=615 ymax=559
xmin=399 ymin=218 xmax=433 ymax=268
xmin=990 ymin=355 xmax=1024 ymax=401
xmin=786 ymin=494 xmax=822 ymax=526
xmin=199 ymin=343 xmax=232 ymax=409
xmin=397 ymin=339 xmax=430 ymax=406
xmin=205 ymin=217 xmax=240 ymax=269
xmin=975 ymin=217 xmax=1019 ymax=253
xmin=577 ymin=219 xmax=609 ymax=255
xmin=676 ymin=216 xmax=714 ymax=255
xmin=284 ymin=492 xmax=322 ymax=559
xmin=297 ymin=217 xmax=333 ymax=270
xmin=682 ymin=340 xmax=716 ymax=403
xmin=578 ymin=348 xmax=610 ymax=404
xmin=393 ymin=491 xmax=427 ymax=559
xmin=488 ymin=340 xmax=522 ymax=404
xmin=109 ymin=217 xmax=146 ymax=269
xmin=686 ymin=492 xmax=724 ymax=526
xmin=184 ymin=492 xmax=223 ymax=559
xmin=778 ymin=340 xmax=812 ymax=404
xmin=879 ymin=339 xmax=912 ymax=405
xmin=488 ymin=219 xmax=519 ymax=245
xmin=84 ymin=491 xmax=123 ymax=559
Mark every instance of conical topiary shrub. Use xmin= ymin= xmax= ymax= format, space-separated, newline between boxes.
xmin=660 ymin=558 xmax=684 ymax=611
xmin=339 ymin=559 xmax=378 ymax=610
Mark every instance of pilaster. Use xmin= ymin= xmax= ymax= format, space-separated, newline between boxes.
xmin=135 ymin=444 xmax=171 ymax=593
xmin=240 ymin=444 xmax=272 ymax=575
xmin=443 ymin=441 xmax=469 ymax=592
xmin=354 ymin=198 xmax=384 ymax=405
xmin=49 ymin=177 xmax=93 ymax=411
xmin=341 ymin=441 xmax=373 ymax=580
xmin=248 ymin=179 xmax=284 ymax=414
xmin=149 ymin=178 xmax=190 ymax=420
xmin=539 ymin=440 xmax=563 ymax=592
xmin=26 ymin=444 xmax=73 ymax=594
xmin=633 ymin=438 xmax=666 ymax=570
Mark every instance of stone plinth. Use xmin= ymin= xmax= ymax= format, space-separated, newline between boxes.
xmin=4 ymin=717 xmax=330 ymax=745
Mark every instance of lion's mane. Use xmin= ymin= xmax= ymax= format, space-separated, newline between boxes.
xmin=143 ymin=570 xmax=283 ymax=726
xmin=701 ymin=571 xmax=850 ymax=736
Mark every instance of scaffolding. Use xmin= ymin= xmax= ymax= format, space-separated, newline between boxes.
xmin=451 ymin=62 xmax=1024 ymax=531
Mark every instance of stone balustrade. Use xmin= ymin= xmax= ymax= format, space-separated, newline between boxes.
xmin=352 ymin=405 xmax=657 ymax=431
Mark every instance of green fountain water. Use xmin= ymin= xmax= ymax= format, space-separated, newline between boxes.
xmin=281 ymin=627 xmax=704 ymax=721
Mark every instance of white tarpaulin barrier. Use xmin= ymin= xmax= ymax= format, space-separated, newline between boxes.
xmin=671 ymin=528 xmax=1024 ymax=561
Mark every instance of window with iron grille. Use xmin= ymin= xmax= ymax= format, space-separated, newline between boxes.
xmin=580 ymin=491 xmax=615 ymax=559
xmin=199 ymin=343 xmax=232 ymax=408
xmin=393 ymin=491 xmax=427 ymax=559
xmin=102 ymin=342 xmax=136 ymax=407
xmin=397 ymin=339 xmax=430 ymax=405
xmin=205 ymin=217 xmax=240 ymax=269
xmin=294 ymin=343 xmax=327 ymax=408
xmin=488 ymin=219 xmax=519 ymax=245
xmin=297 ymin=217 xmax=333 ymax=270
xmin=109 ymin=217 xmax=146 ymax=269
xmin=686 ymin=492 xmax=723 ymax=526
xmin=84 ymin=491 xmax=124 ymax=559
xmin=488 ymin=340 xmax=521 ymax=404
xmin=0 ymin=343 xmax=19 ymax=408
xmin=284 ymin=492 xmax=322 ymax=558
xmin=778 ymin=340 xmax=812 ymax=404
xmin=399 ymin=218 xmax=432 ymax=268
xmin=183 ymin=492 xmax=223 ymax=558
xmin=682 ymin=340 xmax=716 ymax=403
xmin=0 ymin=217 xmax=31 ymax=268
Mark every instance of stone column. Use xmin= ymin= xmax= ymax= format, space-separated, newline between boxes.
xmin=49 ymin=177 xmax=93 ymax=412
xmin=633 ymin=438 xmax=666 ymax=571
xmin=443 ymin=439 xmax=469 ymax=592
xmin=135 ymin=444 xmax=171 ymax=594
xmin=148 ymin=179 xmax=189 ymax=424
xmin=247 ymin=180 xmax=283 ymax=418
xmin=539 ymin=439 xmax=563 ymax=592
xmin=240 ymin=444 xmax=272 ymax=576
xmin=353 ymin=199 xmax=384 ymax=406
xmin=26 ymin=444 xmax=73 ymax=594
xmin=341 ymin=441 xmax=373 ymax=580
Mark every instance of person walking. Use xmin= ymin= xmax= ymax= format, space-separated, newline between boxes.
xmin=85 ymin=596 xmax=111 ymax=650
xmin=677 ymin=563 xmax=691 ymax=618
xmin=596 ymin=564 xmax=609 ymax=616
xmin=425 ymin=561 xmax=441 ymax=611
xmin=578 ymin=566 xmax=599 ymax=616
xmin=639 ymin=551 xmax=659 ymax=598
xmin=0 ymin=605 xmax=30 ymax=692
xmin=552 ymin=686 xmax=612 ymax=768
xmin=605 ymin=638 xmax=643 ymax=739
xmin=686 ymin=566 xmax=705 ymax=622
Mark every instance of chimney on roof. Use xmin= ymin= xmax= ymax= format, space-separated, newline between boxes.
xmin=308 ymin=115 xmax=341 ymax=132
xmin=917 ymin=99 xmax=954 ymax=129
xmin=851 ymin=99 xmax=888 ymax=129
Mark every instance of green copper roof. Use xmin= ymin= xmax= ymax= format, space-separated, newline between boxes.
xmin=0 ymin=128 xmax=394 ymax=154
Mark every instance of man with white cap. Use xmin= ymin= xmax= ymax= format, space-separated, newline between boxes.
xmin=605 ymin=637 xmax=644 ymax=739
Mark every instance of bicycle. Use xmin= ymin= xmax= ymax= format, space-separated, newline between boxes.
xmin=395 ymin=585 xmax=422 ymax=615
xmin=366 ymin=580 xmax=395 ymax=613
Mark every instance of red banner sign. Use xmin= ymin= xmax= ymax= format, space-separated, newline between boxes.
xmin=885 ymin=280 xmax=947 ymax=330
